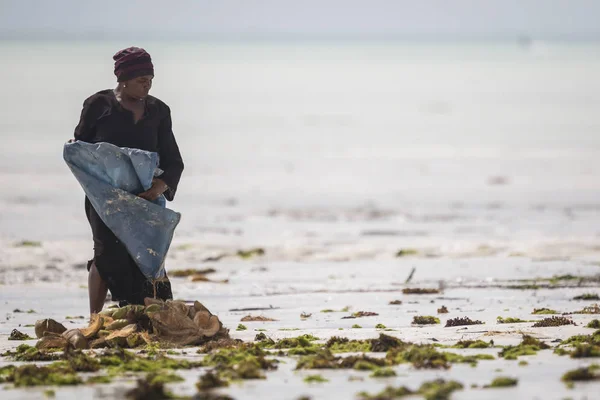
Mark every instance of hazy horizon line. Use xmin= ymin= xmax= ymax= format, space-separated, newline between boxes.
xmin=2 ymin=31 xmax=600 ymax=43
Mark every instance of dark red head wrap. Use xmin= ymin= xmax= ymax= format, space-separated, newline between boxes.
xmin=113 ymin=47 xmax=154 ymax=82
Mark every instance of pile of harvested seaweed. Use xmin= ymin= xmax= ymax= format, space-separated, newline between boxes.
xmin=33 ymin=298 xmax=228 ymax=351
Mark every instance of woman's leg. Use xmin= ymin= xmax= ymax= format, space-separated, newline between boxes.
xmin=88 ymin=261 xmax=108 ymax=314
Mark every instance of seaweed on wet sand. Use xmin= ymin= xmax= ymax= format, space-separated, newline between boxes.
xmin=200 ymin=344 xmax=278 ymax=380
xmin=574 ymin=293 xmax=600 ymax=301
xmin=125 ymin=373 xmax=178 ymax=400
xmin=395 ymin=249 xmax=418 ymax=257
xmin=240 ymin=315 xmax=277 ymax=322
xmin=402 ymin=288 xmax=439 ymax=295
xmin=358 ymin=386 xmax=414 ymax=399
xmin=370 ymin=367 xmax=396 ymax=378
xmin=498 ymin=335 xmax=550 ymax=360
xmin=568 ymin=343 xmax=600 ymax=358
xmin=9 ymin=329 xmax=33 ymax=341
xmin=359 ymin=379 xmax=463 ymax=400
xmin=497 ymin=316 xmax=529 ymax=324
xmin=2 ymin=344 xmax=62 ymax=362
xmin=389 ymin=300 xmax=402 ymax=305
xmin=2 ymin=364 xmax=82 ymax=387
xmin=437 ymin=306 xmax=448 ymax=314
xmin=171 ymin=268 xmax=217 ymax=277
xmin=562 ymin=365 xmax=600 ymax=382
xmin=483 ymin=377 xmax=518 ymax=388
xmin=296 ymin=349 xmax=387 ymax=371
xmin=304 ymin=374 xmax=329 ymax=383
xmin=325 ymin=337 xmax=371 ymax=353
xmin=375 ymin=324 xmax=387 ymax=329
xmin=352 ymin=324 xmax=362 ymax=329
xmin=342 ymin=311 xmax=378 ymax=319
xmin=413 ymin=316 xmax=440 ymax=325
xmin=236 ymin=324 xmax=247 ymax=331
xmin=237 ymin=248 xmax=265 ymax=259
xmin=532 ymin=316 xmax=575 ymax=327
xmin=452 ymin=340 xmax=492 ymax=349
xmin=386 ymin=345 xmax=450 ymax=369
xmin=419 ymin=379 xmax=464 ymax=400
xmin=445 ymin=317 xmax=483 ymax=327
xmin=587 ymin=320 xmax=600 ymax=329
xmin=532 ymin=308 xmax=557 ymax=315
xmin=300 ymin=312 xmax=312 ymax=319
xmin=197 ymin=370 xmax=229 ymax=390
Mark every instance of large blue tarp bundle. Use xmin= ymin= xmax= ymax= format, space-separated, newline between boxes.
xmin=63 ymin=141 xmax=181 ymax=280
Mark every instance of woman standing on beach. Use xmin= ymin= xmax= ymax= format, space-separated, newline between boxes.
xmin=72 ymin=47 xmax=184 ymax=314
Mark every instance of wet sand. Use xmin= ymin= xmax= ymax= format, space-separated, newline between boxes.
xmin=1 ymin=235 xmax=600 ymax=399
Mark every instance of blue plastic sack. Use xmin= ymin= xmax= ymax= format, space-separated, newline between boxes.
xmin=63 ymin=141 xmax=181 ymax=280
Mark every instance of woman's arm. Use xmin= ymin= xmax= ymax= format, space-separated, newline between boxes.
xmin=155 ymin=106 xmax=184 ymax=201
xmin=73 ymin=97 xmax=101 ymax=142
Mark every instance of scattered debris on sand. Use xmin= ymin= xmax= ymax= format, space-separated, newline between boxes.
xmin=402 ymin=288 xmax=439 ymax=295
xmin=445 ymin=317 xmax=483 ymax=327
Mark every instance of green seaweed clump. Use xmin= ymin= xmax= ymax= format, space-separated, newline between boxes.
xmin=437 ymin=306 xmax=449 ymax=314
xmin=452 ymin=340 xmax=492 ymax=349
xmin=570 ymin=344 xmax=600 ymax=358
xmin=497 ymin=316 xmax=529 ymax=324
xmin=352 ymin=324 xmax=362 ymax=329
xmin=200 ymin=344 xmax=278 ymax=380
xmin=375 ymin=324 xmax=387 ymax=329
xmin=124 ymin=373 xmax=177 ymax=400
xmin=236 ymin=324 xmax=248 ymax=331
xmin=395 ymin=249 xmax=418 ymax=257
xmin=419 ymin=379 xmax=464 ymax=400
xmin=197 ymin=370 xmax=229 ymax=390
xmin=484 ymin=377 xmax=518 ymax=388
xmin=304 ymin=374 xmax=329 ymax=383
xmin=272 ymin=335 xmax=321 ymax=355
xmin=358 ymin=386 xmax=414 ymax=399
xmin=498 ymin=335 xmax=550 ymax=360
xmin=562 ymin=365 xmax=600 ymax=382
xmin=445 ymin=317 xmax=483 ymax=327
xmin=296 ymin=349 xmax=386 ymax=371
xmin=370 ymin=367 xmax=396 ymax=378
xmin=0 ymin=365 xmax=16 ymax=384
xmin=370 ymin=334 xmax=407 ymax=352
xmin=15 ymin=240 xmax=42 ymax=247
xmin=326 ymin=336 xmax=371 ymax=353
xmin=171 ymin=268 xmax=216 ymax=277
xmin=87 ymin=375 xmax=113 ymax=384
xmin=386 ymin=345 xmax=450 ymax=369
xmin=389 ymin=300 xmax=402 ymax=305
xmin=444 ymin=352 xmax=495 ymax=366
xmin=574 ymin=293 xmax=600 ymax=301
xmin=8 ymin=329 xmax=33 ymax=341
xmin=237 ymin=248 xmax=265 ymax=259
xmin=532 ymin=308 xmax=557 ymax=315
xmin=413 ymin=316 xmax=440 ymax=325
xmin=587 ymin=320 xmax=600 ymax=329
xmin=3 ymin=344 xmax=61 ymax=362
xmin=532 ymin=316 xmax=576 ymax=327
xmin=5 ymin=364 xmax=82 ymax=387
xmin=402 ymin=288 xmax=439 ymax=295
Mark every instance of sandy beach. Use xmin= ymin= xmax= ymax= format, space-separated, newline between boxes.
xmin=1 ymin=40 xmax=600 ymax=399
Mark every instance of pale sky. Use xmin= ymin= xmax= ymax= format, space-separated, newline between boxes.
xmin=1 ymin=0 xmax=599 ymax=39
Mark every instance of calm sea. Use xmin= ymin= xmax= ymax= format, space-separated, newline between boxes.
xmin=0 ymin=40 xmax=599 ymax=241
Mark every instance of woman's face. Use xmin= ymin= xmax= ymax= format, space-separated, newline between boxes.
xmin=124 ymin=75 xmax=153 ymax=99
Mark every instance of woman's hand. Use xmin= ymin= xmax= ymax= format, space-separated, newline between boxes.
xmin=139 ymin=178 xmax=168 ymax=201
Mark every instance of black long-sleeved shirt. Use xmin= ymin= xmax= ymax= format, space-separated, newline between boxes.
xmin=74 ymin=89 xmax=184 ymax=200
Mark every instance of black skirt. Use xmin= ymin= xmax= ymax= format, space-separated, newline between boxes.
xmin=85 ymin=197 xmax=173 ymax=305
